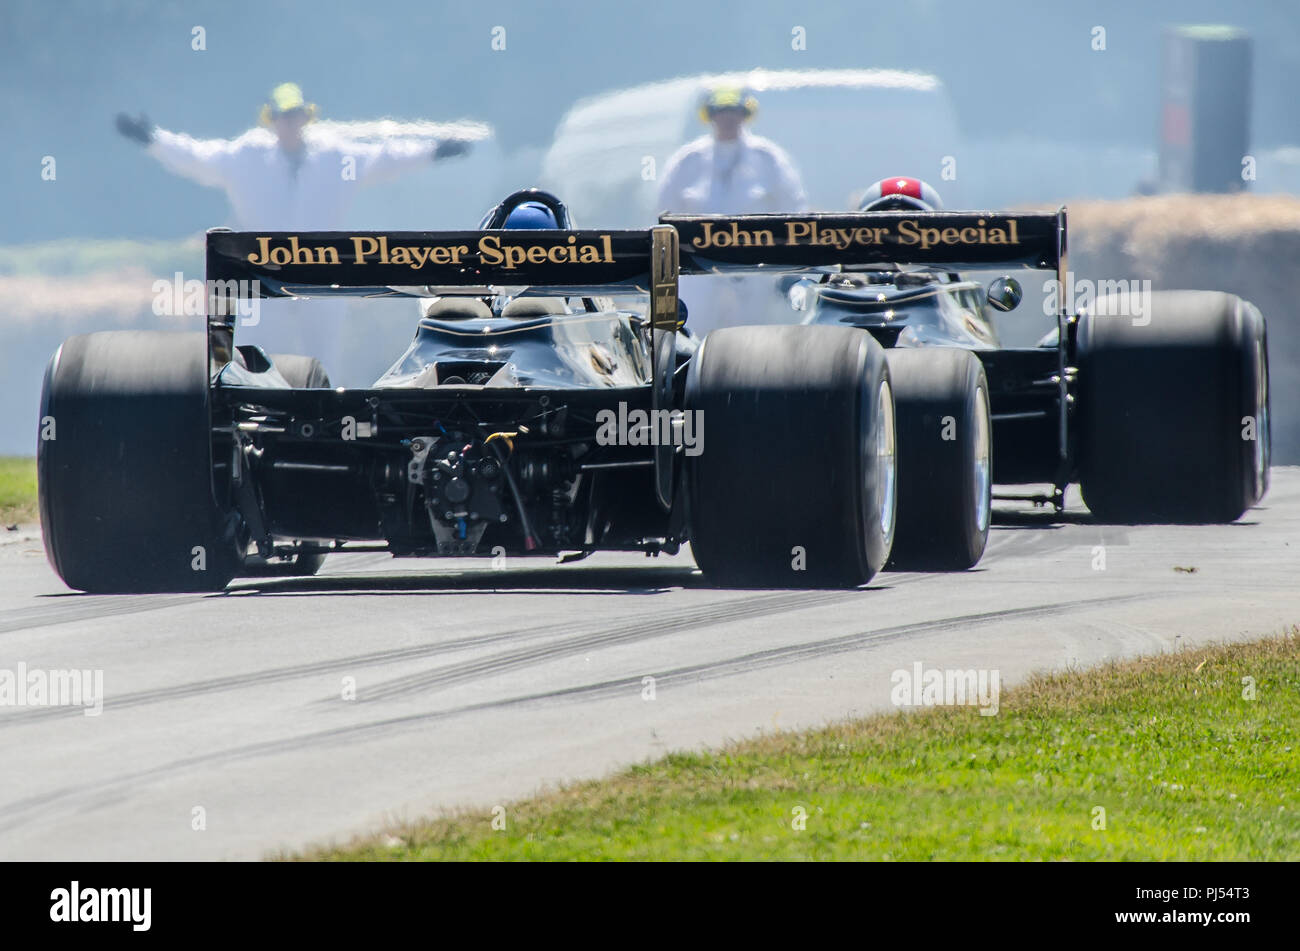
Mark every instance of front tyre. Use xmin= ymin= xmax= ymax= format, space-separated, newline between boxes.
xmin=885 ymin=348 xmax=991 ymax=570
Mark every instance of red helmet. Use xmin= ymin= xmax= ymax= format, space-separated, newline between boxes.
xmin=858 ymin=177 xmax=944 ymax=212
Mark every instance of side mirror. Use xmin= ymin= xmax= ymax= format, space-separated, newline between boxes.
xmin=986 ymin=276 xmax=1022 ymax=312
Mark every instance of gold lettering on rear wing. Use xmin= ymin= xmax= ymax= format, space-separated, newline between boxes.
xmin=244 ymin=234 xmax=618 ymax=271
xmin=664 ymin=211 xmax=1063 ymax=272
xmin=688 ymin=218 xmax=1021 ymax=251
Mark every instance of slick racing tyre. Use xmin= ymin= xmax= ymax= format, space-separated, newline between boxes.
xmin=884 ymin=348 xmax=991 ymax=570
xmin=237 ymin=353 xmax=334 ymax=578
xmin=38 ymin=331 xmax=241 ymax=593
xmin=1078 ymin=290 xmax=1269 ymax=523
xmin=686 ymin=324 xmax=895 ymax=587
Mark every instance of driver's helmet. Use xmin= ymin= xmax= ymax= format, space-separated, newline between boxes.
xmin=477 ymin=188 xmax=572 ymax=230
xmin=858 ymin=177 xmax=944 ymax=212
xmin=501 ymin=200 xmax=559 ymax=229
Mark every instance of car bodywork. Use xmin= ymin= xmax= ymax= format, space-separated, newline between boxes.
xmin=204 ymin=210 xmax=1064 ymax=566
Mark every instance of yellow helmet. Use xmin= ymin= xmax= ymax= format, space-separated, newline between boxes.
xmin=698 ymin=84 xmax=758 ymax=123
xmin=258 ymin=82 xmax=318 ymax=126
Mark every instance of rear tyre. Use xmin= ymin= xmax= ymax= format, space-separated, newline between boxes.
xmin=239 ymin=354 xmax=334 ymax=577
xmin=686 ymin=325 xmax=895 ymax=587
xmin=38 ymin=331 xmax=240 ymax=593
xmin=885 ymin=348 xmax=991 ymax=570
xmin=1078 ymin=290 xmax=1269 ymax=523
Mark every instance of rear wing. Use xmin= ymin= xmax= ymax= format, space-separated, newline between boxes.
xmin=205 ymin=223 xmax=682 ymax=349
xmin=204 ymin=224 xmax=682 ymax=359
xmin=662 ymin=209 xmax=1067 ymax=283
xmin=205 ymin=227 xmax=679 ymax=301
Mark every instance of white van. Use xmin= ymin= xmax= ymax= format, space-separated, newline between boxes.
xmin=540 ymin=68 xmax=964 ymax=227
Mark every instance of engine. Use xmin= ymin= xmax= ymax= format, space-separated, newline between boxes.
xmin=407 ymin=432 xmax=508 ymax=554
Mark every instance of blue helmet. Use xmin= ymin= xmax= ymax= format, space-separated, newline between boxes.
xmin=502 ymin=200 xmax=559 ymax=229
xmin=479 ymin=189 xmax=573 ymax=230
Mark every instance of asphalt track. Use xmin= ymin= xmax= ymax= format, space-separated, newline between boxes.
xmin=1 ymin=471 xmax=1297 ymax=860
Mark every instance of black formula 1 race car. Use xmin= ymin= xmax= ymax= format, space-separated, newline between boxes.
xmin=664 ymin=207 xmax=1270 ymax=571
xmin=38 ymin=191 xmax=1269 ymax=593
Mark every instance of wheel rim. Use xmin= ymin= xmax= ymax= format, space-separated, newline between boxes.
xmin=974 ymin=385 xmax=991 ymax=533
xmin=877 ymin=380 xmax=897 ymax=539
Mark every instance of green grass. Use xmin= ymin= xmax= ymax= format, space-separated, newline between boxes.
xmin=304 ymin=632 xmax=1300 ymax=861
xmin=0 ymin=457 xmax=37 ymax=525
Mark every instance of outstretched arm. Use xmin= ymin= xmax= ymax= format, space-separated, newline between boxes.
xmin=354 ymin=136 xmax=472 ymax=186
xmin=116 ymin=112 xmax=240 ymax=189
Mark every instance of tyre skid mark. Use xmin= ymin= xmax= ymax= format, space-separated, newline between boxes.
xmin=351 ymin=588 xmax=870 ymax=703
xmin=0 ymin=592 xmax=1149 ymax=832
xmin=0 ymin=588 xmax=871 ymax=727
xmin=0 ymin=593 xmax=202 ymax=636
